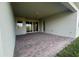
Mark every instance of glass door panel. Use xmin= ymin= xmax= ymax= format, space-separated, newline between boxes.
xmin=26 ymin=22 xmax=32 ymax=32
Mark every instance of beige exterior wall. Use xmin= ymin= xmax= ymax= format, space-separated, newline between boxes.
xmin=44 ymin=11 xmax=77 ymax=38
xmin=0 ymin=3 xmax=15 ymax=56
xmin=0 ymin=31 xmax=3 ymax=56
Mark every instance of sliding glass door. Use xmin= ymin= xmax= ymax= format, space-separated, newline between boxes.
xmin=26 ymin=21 xmax=38 ymax=32
xmin=26 ymin=22 xmax=32 ymax=32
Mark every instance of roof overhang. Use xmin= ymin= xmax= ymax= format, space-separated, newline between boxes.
xmin=61 ymin=2 xmax=78 ymax=12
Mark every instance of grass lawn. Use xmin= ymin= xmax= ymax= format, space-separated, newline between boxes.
xmin=56 ymin=37 xmax=79 ymax=57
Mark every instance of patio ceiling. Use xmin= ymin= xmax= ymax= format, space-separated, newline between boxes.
xmin=11 ymin=2 xmax=69 ymax=19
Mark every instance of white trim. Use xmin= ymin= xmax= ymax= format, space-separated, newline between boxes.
xmin=61 ymin=2 xmax=78 ymax=12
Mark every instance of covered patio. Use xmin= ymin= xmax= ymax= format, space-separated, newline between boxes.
xmin=0 ymin=2 xmax=78 ymax=57
xmin=14 ymin=32 xmax=74 ymax=57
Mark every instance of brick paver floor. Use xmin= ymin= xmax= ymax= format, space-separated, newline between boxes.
xmin=14 ymin=32 xmax=74 ymax=57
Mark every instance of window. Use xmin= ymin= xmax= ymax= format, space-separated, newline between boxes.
xmin=17 ymin=21 xmax=23 ymax=28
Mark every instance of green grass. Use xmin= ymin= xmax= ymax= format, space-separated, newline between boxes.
xmin=56 ymin=37 xmax=79 ymax=57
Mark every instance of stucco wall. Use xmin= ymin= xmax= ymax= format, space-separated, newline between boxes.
xmin=16 ymin=26 xmax=26 ymax=35
xmin=0 ymin=31 xmax=3 ymax=56
xmin=0 ymin=3 xmax=15 ymax=56
xmin=44 ymin=11 xmax=77 ymax=38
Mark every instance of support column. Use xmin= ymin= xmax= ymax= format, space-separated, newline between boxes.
xmin=0 ymin=2 xmax=15 ymax=57
xmin=41 ymin=20 xmax=44 ymax=32
xmin=39 ymin=20 xmax=42 ymax=32
xmin=32 ymin=22 xmax=34 ymax=32
xmin=38 ymin=21 xmax=40 ymax=32
xmin=23 ymin=21 xmax=27 ymax=33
